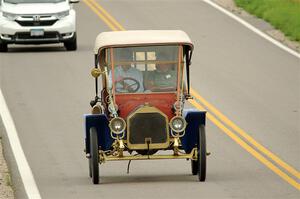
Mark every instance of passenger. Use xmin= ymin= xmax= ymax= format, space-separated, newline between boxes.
xmin=144 ymin=52 xmax=177 ymax=91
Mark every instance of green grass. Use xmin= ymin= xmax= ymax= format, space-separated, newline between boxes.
xmin=234 ymin=0 xmax=300 ymax=42
xmin=5 ymin=173 xmax=12 ymax=186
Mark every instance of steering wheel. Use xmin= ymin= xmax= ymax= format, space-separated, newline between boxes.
xmin=115 ymin=77 xmax=140 ymax=93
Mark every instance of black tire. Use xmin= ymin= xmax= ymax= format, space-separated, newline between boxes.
xmin=0 ymin=40 xmax=8 ymax=52
xmin=64 ymin=33 xmax=77 ymax=51
xmin=197 ymin=125 xmax=206 ymax=181
xmin=191 ymin=159 xmax=198 ymax=175
xmin=90 ymin=127 xmax=99 ymax=184
xmin=88 ymin=158 xmax=92 ymax=178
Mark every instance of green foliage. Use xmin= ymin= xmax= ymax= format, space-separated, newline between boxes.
xmin=5 ymin=173 xmax=12 ymax=186
xmin=234 ymin=0 xmax=300 ymax=41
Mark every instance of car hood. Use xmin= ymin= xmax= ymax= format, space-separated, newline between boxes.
xmin=1 ymin=1 xmax=70 ymax=15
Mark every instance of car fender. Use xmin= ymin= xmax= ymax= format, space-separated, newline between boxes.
xmin=181 ymin=109 xmax=206 ymax=153
xmin=84 ymin=114 xmax=113 ymax=154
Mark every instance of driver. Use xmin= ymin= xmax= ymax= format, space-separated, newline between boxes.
xmin=109 ymin=49 xmax=144 ymax=93
xmin=113 ymin=65 xmax=144 ymax=93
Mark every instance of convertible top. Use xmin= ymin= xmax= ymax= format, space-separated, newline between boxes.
xmin=94 ymin=30 xmax=193 ymax=54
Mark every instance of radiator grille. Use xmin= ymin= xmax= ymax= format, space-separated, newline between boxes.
xmin=127 ymin=106 xmax=169 ymax=150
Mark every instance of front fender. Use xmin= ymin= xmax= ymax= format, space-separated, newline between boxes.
xmin=181 ymin=109 xmax=206 ymax=153
xmin=84 ymin=114 xmax=113 ymax=154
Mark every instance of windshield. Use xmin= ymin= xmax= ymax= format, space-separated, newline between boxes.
xmin=106 ymin=45 xmax=182 ymax=94
xmin=4 ymin=0 xmax=65 ymax=4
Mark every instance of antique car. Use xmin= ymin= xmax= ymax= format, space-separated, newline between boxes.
xmin=84 ymin=30 xmax=207 ymax=184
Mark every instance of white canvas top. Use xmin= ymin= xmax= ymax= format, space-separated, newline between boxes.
xmin=94 ymin=30 xmax=193 ymax=54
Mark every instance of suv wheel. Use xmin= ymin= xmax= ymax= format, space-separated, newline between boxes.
xmin=0 ymin=39 xmax=8 ymax=52
xmin=64 ymin=33 xmax=77 ymax=51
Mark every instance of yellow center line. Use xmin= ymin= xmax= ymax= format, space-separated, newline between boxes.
xmin=190 ymin=99 xmax=300 ymax=190
xmin=88 ymin=0 xmax=125 ymax=31
xmin=82 ymin=0 xmax=300 ymax=190
xmin=190 ymin=88 xmax=300 ymax=179
xmin=83 ymin=0 xmax=118 ymax=31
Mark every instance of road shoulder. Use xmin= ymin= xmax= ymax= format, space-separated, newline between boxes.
xmin=0 ymin=137 xmax=14 ymax=199
xmin=213 ymin=0 xmax=300 ymax=53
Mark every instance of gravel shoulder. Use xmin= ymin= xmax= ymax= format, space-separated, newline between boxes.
xmin=0 ymin=138 xmax=14 ymax=199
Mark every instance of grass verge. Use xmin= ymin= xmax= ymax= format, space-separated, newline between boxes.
xmin=234 ymin=0 xmax=300 ymax=42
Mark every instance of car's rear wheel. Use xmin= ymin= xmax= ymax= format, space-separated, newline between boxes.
xmin=197 ymin=125 xmax=206 ymax=181
xmin=64 ymin=33 xmax=77 ymax=51
xmin=0 ymin=39 xmax=8 ymax=52
xmin=90 ymin=127 xmax=99 ymax=184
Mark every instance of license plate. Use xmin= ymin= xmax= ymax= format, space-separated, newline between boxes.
xmin=30 ymin=29 xmax=44 ymax=37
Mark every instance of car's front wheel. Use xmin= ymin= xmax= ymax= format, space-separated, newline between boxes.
xmin=89 ymin=157 xmax=92 ymax=178
xmin=191 ymin=125 xmax=206 ymax=179
xmin=0 ymin=39 xmax=8 ymax=52
xmin=191 ymin=158 xmax=198 ymax=175
xmin=197 ymin=125 xmax=206 ymax=181
xmin=90 ymin=127 xmax=99 ymax=184
xmin=64 ymin=33 xmax=77 ymax=51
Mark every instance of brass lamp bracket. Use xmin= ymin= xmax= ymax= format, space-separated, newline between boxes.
xmin=118 ymin=139 xmax=125 ymax=157
xmin=91 ymin=68 xmax=104 ymax=78
xmin=173 ymin=137 xmax=180 ymax=156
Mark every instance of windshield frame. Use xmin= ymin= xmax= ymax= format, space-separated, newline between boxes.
xmin=102 ymin=44 xmax=185 ymax=96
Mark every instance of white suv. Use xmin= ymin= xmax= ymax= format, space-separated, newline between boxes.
xmin=0 ymin=0 xmax=79 ymax=52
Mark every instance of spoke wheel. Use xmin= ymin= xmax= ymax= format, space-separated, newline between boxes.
xmin=197 ymin=125 xmax=206 ymax=181
xmin=88 ymin=158 xmax=92 ymax=178
xmin=90 ymin=127 xmax=99 ymax=184
xmin=191 ymin=159 xmax=198 ymax=175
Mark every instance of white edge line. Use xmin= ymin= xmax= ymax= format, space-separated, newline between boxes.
xmin=203 ymin=0 xmax=300 ymax=59
xmin=0 ymin=89 xmax=41 ymax=199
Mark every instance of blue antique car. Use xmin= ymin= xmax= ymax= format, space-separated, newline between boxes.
xmin=84 ymin=30 xmax=207 ymax=184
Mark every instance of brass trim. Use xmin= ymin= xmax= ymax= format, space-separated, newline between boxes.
xmin=91 ymin=68 xmax=103 ymax=78
xmin=91 ymin=105 xmax=102 ymax=114
xmin=101 ymin=148 xmax=197 ymax=162
xmin=127 ymin=105 xmax=170 ymax=150
xmin=109 ymin=117 xmax=126 ymax=134
xmin=169 ymin=116 xmax=187 ymax=133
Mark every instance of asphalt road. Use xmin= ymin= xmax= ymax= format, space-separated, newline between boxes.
xmin=0 ymin=0 xmax=299 ymax=198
